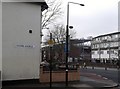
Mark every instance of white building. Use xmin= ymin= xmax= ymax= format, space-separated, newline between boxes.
xmin=91 ymin=32 xmax=120 ymax=63
xmin=2 ymin=0 xmax=48 ymax=81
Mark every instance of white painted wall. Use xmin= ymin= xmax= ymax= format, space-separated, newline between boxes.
xmin=92 ymin=51 xmax=99 ymax=58
xmin=92 ymin=50 xmax=118 ymax=60
xmin=110 ymin=49 xmax=118 ymax=59
xmin=2 ymin=2 xmax=41 ymax=80
xmin=101 ymin=50 xmax=109 ymax=58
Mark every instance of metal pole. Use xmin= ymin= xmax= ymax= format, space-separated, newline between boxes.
xmin=66 ymin=2 xmax=69 ymax=87
xmin=99 ymin=43 xmax=100 ymax=62
xmin=50 ymin=33 xmax=52 ymax=88
xmin=65 ymin=2 xmax=84 ymax=86
xmin=108 ymin=42 xmax=110 ymax=64
xmin=83 ymin=39 xmax=84 ymax=61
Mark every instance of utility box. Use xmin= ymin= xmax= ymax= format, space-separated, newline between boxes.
xmin=2 ymin=0 xmax=48 ymax=81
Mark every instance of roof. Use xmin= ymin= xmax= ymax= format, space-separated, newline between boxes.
xmin=93 ymin=31 xmax=120 ymax=39
xmin=2 ymin=0 xmax=48 ymax=11
xmin=70 ymin=39 xmax=91 ymax=44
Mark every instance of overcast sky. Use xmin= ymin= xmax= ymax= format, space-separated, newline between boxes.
xmin=60 ymin=0 xmax=119 ymax=39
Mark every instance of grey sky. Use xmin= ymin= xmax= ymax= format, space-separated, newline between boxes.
xmin=61 ymin=0 xmax=119 ymax=39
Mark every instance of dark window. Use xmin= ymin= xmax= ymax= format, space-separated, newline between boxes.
xmin=29 ymin=30 xmax=32 ymax=34
xmin=92 ymin=51 xmax=95 ymax=54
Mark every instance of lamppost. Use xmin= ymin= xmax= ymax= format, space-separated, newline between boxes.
xmin=66 ymin=2 xmax=84 ymax=86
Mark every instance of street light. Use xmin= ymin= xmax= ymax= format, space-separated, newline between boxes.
xmin=66 ymin=2 xmax=84 ymax=86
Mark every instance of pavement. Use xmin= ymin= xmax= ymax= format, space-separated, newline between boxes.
xmin=2 ymin=68 xmax=119 ymax=89
xmin=84 ymin=66 xmax=119 ymax=71
xmin=80 ymin=72 xmax=119 ymax=88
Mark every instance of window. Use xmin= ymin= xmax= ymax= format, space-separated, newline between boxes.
xmin=98 ymin=38 xmax=101 ymax=41
xmin=100 ymin=51 xmax=104 ymax=54
xmin=96 ymin=44 xmax=99 ymax=48
xmin=114 ymin=42 xmax=118 ymax=46
xmin=114 ymin=34 xmax=118 ymax=38
xmin=29 ymin=29 xmax=32 ymax=34
xmin=75 ymin=58 xmax=78 ymax=62
xmin=107 ymin=50 xmax=114 ymax=54
xmin=68 ymin=58 xmax=73 ymax=62
xmin=98 ymin=51 xmax=104 ymax=54
xmin=101 ymin=43 xmax=103 ymax=47
xmin=96 ymin=38 xmax=98 ymax=41
xmin=105 ymin=36 xmax=107 ymax=40
xmin=111 ymin=50 xmax=114 ymax=54
xmin=92 ymin=51 xmax=95 ymax=54
xmin=102 ymin=37 xmax=104 ymax=40
xmin=104 ymin=43 xmax=106 ymax=46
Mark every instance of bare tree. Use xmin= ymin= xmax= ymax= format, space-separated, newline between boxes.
xmin=51 ymin=24 xmax=66 ymax=44
xmin=42 ymin=0 xmax=63 ymax=29
xmin=44 ymin=24 xmax=76 ymax=44
xmin=43 ymin=24 xmax=76 ymax=64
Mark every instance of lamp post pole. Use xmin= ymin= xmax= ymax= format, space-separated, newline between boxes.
xmin=50 ymin=33 xmax=52 ymax=88
xmin=65 ymin=2 xmax=69 ymax=87
xmin=66 ymin=2 xmax=84 ymax=86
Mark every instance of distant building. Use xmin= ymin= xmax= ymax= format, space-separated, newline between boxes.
xmin=69 ymin=39 xmax=91 ymax=62
xmin=42 ymin=39 xmax=91 ymax=63
xmin=91 ymin=32 xmax=120 ymax=64
xmin=2 ymin=0 xmax=48 ymax=81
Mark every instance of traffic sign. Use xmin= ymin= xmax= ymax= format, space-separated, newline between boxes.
xmin=64 ymin=44 xmax=70 ymax=52
xmin=48 ymin=40 xmax=54 ymax=45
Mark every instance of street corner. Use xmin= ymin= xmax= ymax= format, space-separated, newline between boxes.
xmin=102 ymin=79 xmax=119 ymax=88
xmin=80 ymin=72 xmax=119 ymax=88
xmin=93 ymin=74 xmax=119 ymax=88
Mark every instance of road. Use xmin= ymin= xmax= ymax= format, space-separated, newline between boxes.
xmin=80 ymin=66 xmax=120 ymax=86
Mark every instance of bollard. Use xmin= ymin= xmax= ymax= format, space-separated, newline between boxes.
xmin=105 ymin=67 xmax=107 ymax=70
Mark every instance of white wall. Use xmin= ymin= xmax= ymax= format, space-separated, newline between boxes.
xmin=101 ymin=50 xmax=109 ymax=58
xmin=92 ymin=50 xmax=118 ymax=60
xmin=92 ymin=51 xmax=99 ymax=58
xmin=2 ymin=2 xmax=41 ymax=80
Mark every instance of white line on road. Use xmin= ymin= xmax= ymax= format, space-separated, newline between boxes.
xmin=86 ymin=66 xmax=118 ymax=71
xmin=97 ymin=75 xmax=102 ymax=77
xmin=103 ymin=77 xmax=108 ymax=80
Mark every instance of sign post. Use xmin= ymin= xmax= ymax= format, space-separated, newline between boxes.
xmin=48 ymin=33 xmax=54 ymax=88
